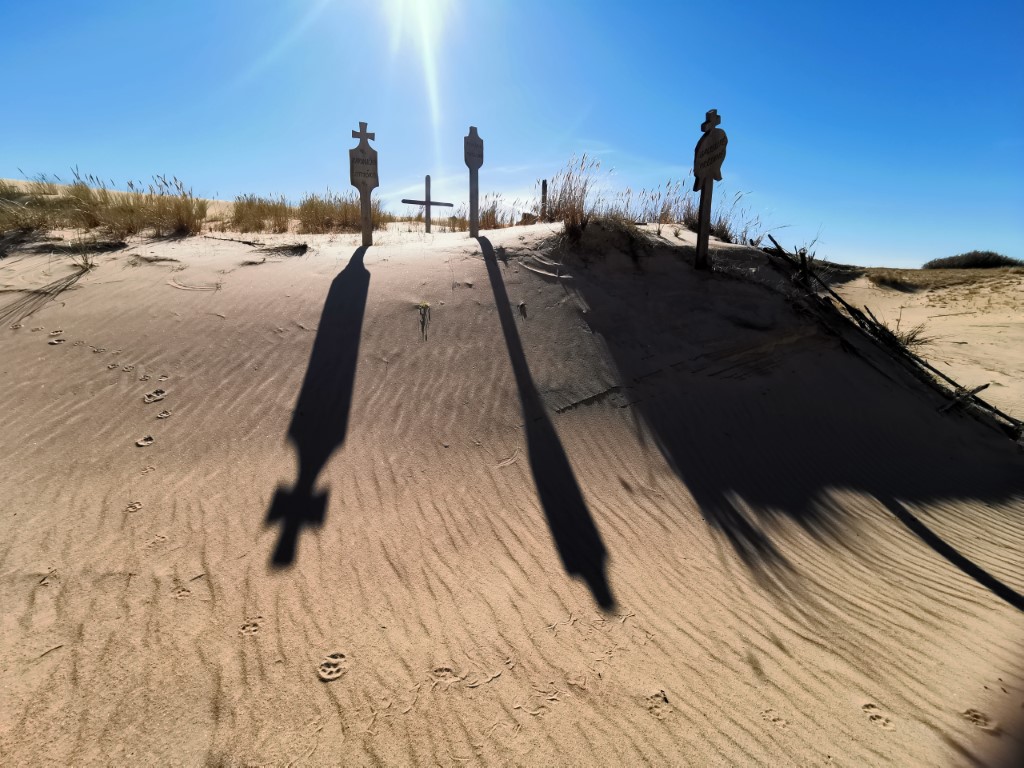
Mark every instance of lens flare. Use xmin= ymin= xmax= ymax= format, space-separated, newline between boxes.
xmin=382 ymin=0 xmax=454 ymax=166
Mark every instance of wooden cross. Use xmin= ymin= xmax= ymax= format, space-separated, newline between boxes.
xmin=352 ymin=121 xmax=375 ymax=143
xmin=401 ymin=175 xmax=453 ymax=234
xmin=349 ymin=120 xmax=379 ymax=247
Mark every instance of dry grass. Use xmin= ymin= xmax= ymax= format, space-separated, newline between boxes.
xmin=297 ymin=191 xmax=393 ymax=234
xmin=539 ymin=156 xmax=766 ymax=247
xmin=231 ymin=194 xmax=292 ymax=233
xmin=866 ymin=266 xmax=1024 ymax=292
xmin=0 ymin=172 xmax=208 ymax=238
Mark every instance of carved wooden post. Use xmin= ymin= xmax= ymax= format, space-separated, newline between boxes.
xmin=692 ymin=109 xmax=728 ymax=270
xmin=349 ymin=121 xmax=379 ymax=247
xmin=464 ymin=126 xmax=484 ymax=237
xmin=541 ymin=179 xmax=548 ymax=222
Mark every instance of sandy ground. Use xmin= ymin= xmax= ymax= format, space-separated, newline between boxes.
xmin=1 ymin=223 xmax=1022 ymax=766
xmin=834 ymin=272 xmax=1024 ymax=420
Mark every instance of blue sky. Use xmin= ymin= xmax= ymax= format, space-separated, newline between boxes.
xmin=2 ymin=0 xmax=1021 ymax=267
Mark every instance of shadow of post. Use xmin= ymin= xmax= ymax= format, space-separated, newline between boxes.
xmin=266 ymin=246 xmax=370 ymax=566
xmin=477 ymin=236 xmax=615 ymax=609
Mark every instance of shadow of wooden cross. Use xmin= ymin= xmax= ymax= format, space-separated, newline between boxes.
xmin=402 ymin=175 xmax=453 ymax=234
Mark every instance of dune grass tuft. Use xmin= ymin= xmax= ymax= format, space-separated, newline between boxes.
xmin=0 ymin=172 xmax=208 ymax=238
xmin=231 ymin=194 xmax=292 ymax=233
xmin=297 ymin=191 xmax=393 ymax=234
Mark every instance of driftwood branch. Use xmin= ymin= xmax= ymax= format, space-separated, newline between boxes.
xmin=938 ymin=384 xmax=991 ymax=414
xmin=759 ymin=237 xmax=1022 ymax=439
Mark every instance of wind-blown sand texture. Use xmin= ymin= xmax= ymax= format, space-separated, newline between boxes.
xmin=1 ymin=224 xmax=1022 ymax=766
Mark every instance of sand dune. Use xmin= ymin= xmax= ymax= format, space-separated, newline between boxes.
xmin=1 ymin=224 xmax=1022 ymax=766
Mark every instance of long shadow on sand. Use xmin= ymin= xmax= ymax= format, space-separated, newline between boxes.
xmin=569 ymin=253 xmax=1023 ymax=610
xmin=266 ymin=246 xmax=370 ymax=566
xmin=477 ymin=236 xmax=614 ymax=609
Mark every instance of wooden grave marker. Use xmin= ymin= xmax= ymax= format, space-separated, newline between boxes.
xmin=464 ymin=126 xmax=484 ymax=237
xmin=692 ymin=109 xmax=728 ymax=270
xmin=349 ymin=121 xmax=380 ymax=247
xmin=402 ymin=175 xmax=453 ymax=234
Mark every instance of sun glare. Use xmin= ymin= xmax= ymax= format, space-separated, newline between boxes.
xmin=382 ymin=0 xmax=455 ymax=165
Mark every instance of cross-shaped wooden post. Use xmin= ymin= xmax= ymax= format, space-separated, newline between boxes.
xmin=349 ymin=121 xmax=379 ymax=247
xmin=402 ymin=175 xmax=453 ymax=234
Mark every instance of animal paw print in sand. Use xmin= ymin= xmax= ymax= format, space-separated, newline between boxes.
xmin=318 ymin=652 xmax=348 ymax=681
xmin=10 ymin=323 xmax=23 ymax=329
xmin=761 ymin=708 xmax=789 ymax=730
xmin=73 ymin=340 xmax=85 ymax=346
xmin=122 ymin=365 xmax=135 ymax=372
xmin=92 ymin=347 xmax=106 ymax=353
xmin=645 ymin=690 xmax=673 ymax=720
xmin=140 ymin=465 xmax=156 ymax=475
xmin=136 ymin=435 xmax=155 ymax=447
xmin=239 ymin=616 xmax=263 ymax=637
xmin=48 ymin=330 xmax=63 ymax=337
xmin=158 ymin=374 xmax=169 ymax=382
xmin=107 ymin=363 xmax=118 ymax=369
xmin=48 ymin=338 xmax=66 ymax=345
xmin=144 ymin=533 xmax=167 ymax=550
xmin=143 ymin=389 xmax=166 ymax=403
xmin=961 ymin=708 xmax=1000 ymax=734
xmin=862 ymin=703 xmax=895 ymax=731
xmin=139 ymin=374 xmax=151 ymax=381
xmin=124 ymin=501 xmax=143 ymax=513
xmin=157 ymin=410 xmax=171 ymax=419
xmin=31 ymin=327 xmax=44 ymax=332
xmin=171 ymin=586 xmax=191 ymax=600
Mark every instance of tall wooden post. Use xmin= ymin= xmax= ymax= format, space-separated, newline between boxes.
xmin=464 ymin=126 xmax=484 ymax=237
xmin=349 ymin=121 xmax=379 ymax=247
xmin=692 ymin=109 xmax=728 ymax=270
xmin=541 ymin=179 xmax=548 ymax=222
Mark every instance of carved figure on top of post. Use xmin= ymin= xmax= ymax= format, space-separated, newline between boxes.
xmin=692 ymin=109 xmax=728 ymax=270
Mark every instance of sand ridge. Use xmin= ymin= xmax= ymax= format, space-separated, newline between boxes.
xmin=0 ymin=225 xmax=1022 ymax=766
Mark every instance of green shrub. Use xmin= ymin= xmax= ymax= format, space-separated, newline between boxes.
xmin=922 ymin=251 xmax=1022 ymax=269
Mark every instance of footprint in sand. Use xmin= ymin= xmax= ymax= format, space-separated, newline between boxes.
xmin=143 ymin=389 xmax=166 ymax=403
xmin=10 ymin=323 xmax=23 ymax=329
xmin=961 ymin=708 xmax=1001 ymax=735
xmin=318 ymin=652 xmax=348 ymax=681
xmin=107 ymin=362 xmax=118 ymax=369
xmin=144 ymin=533 xmax=167 ymax=550
xmin=31 ymin=327 xmax=43 ymax=332
xmin=239 ymin=616 xmax=263 ymax=637
xmin=157 ymin=410 xmax=171 ymax=419
xmin=93 ymin=347 xmax=106 ymax=353
xmin=862 ymin=703 xmax=895 ymax=731
xmin=645 ymin=691 xmax=673 ymax=720
xmin=140 ymin=465 xmax=156 ymax=475
xmin=122 ymin=365 xmax=135 ymax=372
xmin=171 ymin=586 xmax=191 ymax=600
xmin=158 ymin=374 xmax=169 ymax=382
xmin=48 ymin=330 xmax=63 ymax=337
xmin=124 ymin=501 xmax=143 ymax=513
xmin=139 ymin=374 xmax=151 ymax=381
xmin=48 ymin=339 xmax=66 ymax=345
xmin=761 ymin=708 xmax=789 ymax=730
xmin=136 ymin=435 xmax=155 ymax=447
xmin=73 ymin=340 xmax=85 ymax=346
